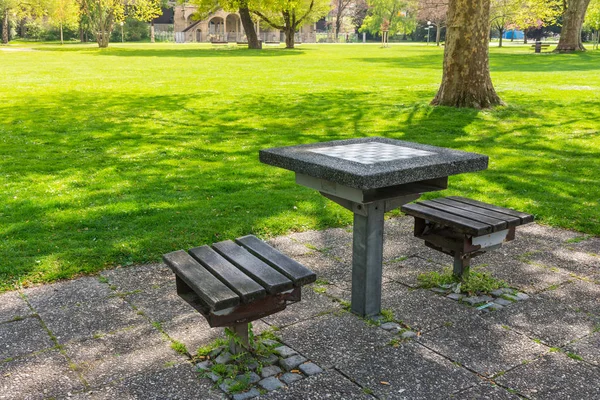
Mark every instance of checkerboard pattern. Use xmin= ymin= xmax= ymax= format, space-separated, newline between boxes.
xmin=308 ymin=142 xmax=436 ymax=165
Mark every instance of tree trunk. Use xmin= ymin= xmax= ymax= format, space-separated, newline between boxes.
xmin=239 ymin=6 xmax=261 ymax=49
xmin=555 ymin=0 xmax=591 ymax=52
xmin=436 ymin=25 xmax=441 ymax=46
xmin=2 ymin=10 xmax=8 ymax=44
xmin=284 ymin=26 xmax=295 ymax=48
xmin=498 ymin=28 xmax=503 ymax=47
xmin=431 ymin=0 xmax=503 ymax=108
xmin=60 ymin=23 xmax=64 ymax=44
xmin=97 ymin=31 xmax=110 ymax=48
xmin=150 ymin=21 xmax=155 ymax=43
xmin=523 ymin=28 xmax=527 ymax=44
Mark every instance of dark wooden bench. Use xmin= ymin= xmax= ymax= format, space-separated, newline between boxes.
xmin=211 ymin=41 xmax=229 ymax=46
xmin=530 ymin=44 xmax=550 ymax=48
xmin=264 ymin=41 xmax=280 ymax=45
xmin=163 ymin=235 xmax=316 ymax=353
xmin=401 ymin=196 xmax=534 ymax=278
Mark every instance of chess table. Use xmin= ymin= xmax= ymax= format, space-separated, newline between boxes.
xmin=260 ymin=137 xmax=488 ymax=317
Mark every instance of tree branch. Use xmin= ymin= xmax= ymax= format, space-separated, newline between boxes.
xmin=251 ymin=9 xmax=285 ymax=30
xmin=294 ymin=0 xmax=314 ymax=27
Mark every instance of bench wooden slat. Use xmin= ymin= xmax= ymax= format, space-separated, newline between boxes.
xmin=212 ymin=240 xmax=294 ymax=294
xmin=163 ymin=250 xmax=240 ymax=312
xmin=430 ymin=198 xmax=522 ymax=227
xmin=188 ymin=245 xmax=266 ymax=303
xmin=235 ymin=235 xmax=317 ymax=287
xmin=401 ymin=203 xmax=492 ymax=236
xmin=446 ymin=197 xmax=534 ymax=224
xmin=421 ymin=200 xmax=508 ymax=232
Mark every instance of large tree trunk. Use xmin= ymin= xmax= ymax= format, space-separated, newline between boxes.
xmin=2 ymin=10 xmax=8 ymax=44
xmin=60 ymin=23 xmax=64 ymax=44
xmin=150 ymin=21 xmax=155 ymax=43
xmin=97 ymin=31 xmax=110 ymax=48
xmin=431 ymin=0 xmax=502 ymax=108
xmin=239 ymin=6 xmax=261 ymax=49
xmin=436 ymin=24 xmax=441 ymax=46
xmin=555 ymin=0 xmax=591 ymax=52
xmin=284 ymin=26 xmax=295 ymax=48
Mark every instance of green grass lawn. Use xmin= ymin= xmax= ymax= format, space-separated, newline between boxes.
xmin=1 ymin=42 xmax=599 ymax=292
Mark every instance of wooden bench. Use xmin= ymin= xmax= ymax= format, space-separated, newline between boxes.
xmin=211 ymin=41 xmax=229 ymax=46
xmin=264 ymin=41 xmax=281 ymax=46
xmin=401 ymin=196 xmax=534 ymax=279
xmin=163 ymin=235 xmax=316 ymax=353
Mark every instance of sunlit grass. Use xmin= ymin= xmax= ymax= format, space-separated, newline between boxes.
xmin=1 ymin=43 xmax=599 ymax=291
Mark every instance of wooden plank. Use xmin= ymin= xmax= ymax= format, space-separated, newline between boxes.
xmin=431 ymin=198 xmax=522 ymax=228
xmin=189 ymin=245 xmax=266 ymax=303
xmin=235 ymin=235 xmax=316 ymax=287
xmin=446 ymin=197 xmax=534 ymax=224
xmin=212 ymin=241 xmax=294 ymax=294
xmin=401 ymin=203 xmax=492 ymax=236
xmin=420 ymin=200 xmax=508 ymax=232
xmin=162 ymin=250 xmax=240 ymax=312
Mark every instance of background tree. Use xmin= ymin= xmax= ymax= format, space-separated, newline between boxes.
xmin=49 ymin=0 xmax=79 ymax=43
xmin=79 ymin=0 xmax=124 ymax=47
xmin=350 ymin=0 xmax=369 ymax=30
xmin=431 ymin=0 xmax=502 ymax=108
xmin=131 ymin=0 xmax=162 ymax=42
xmin=360 ymin=0 xmax=417 ymax=38
xmin=584 ymin=0 xmax=599 ymax=48
xmin=331 ymin=0 xmax=353 ymax=39
xmin=1 ymin=0 xmax=48 ymax=43
xmin=188 ymin=0 xmax=262 ymax=48
xmin=512 ymin=0 xmax=560 ymax=43
xmin=417 ymin=0 xmax=447 ymax=45
xmin=555 ymin=0 xmax=592 ymax=51
xmin=252 ymin=0 xmax=329 ymax=48
xmin=489 ymin=0 xmax=517 ymax=47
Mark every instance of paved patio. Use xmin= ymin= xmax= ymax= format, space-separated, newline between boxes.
xmin=1 ymin=216 xmax=599 ymax=399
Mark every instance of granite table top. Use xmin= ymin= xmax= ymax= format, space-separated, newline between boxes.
xmin=259 ymin=137 xmax=489 ymax=190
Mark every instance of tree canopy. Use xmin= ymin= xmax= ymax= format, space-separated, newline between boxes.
xmin=360 ymin=0 xmax=417 ymax=37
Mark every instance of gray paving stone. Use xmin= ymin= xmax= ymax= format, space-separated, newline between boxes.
xmin=241 ymin=371 xmax=261 ymax=384
xmin=36 ymin=297 xmax=145 ymax=343
xmin=451 ymin=383 xmax=521 ymax=399
xmin=215 ymin=351 xmax=233 ymax=364
xmin=525 ymin=246 xmax=600 ymax=278
xmin=279 ymin=354 xmax=307 ymax=371
xmin=159 ymin=313 xmax=223 ymax=356
xmin=463 ymin=295 xmax=494 ymax=306
xmin=196 ymin=360 xmax=212 ymax=371
xmin=63 ymin=324 xmax=183 ymax=388
xmin=539 ymin=279 xmax=600 ymax=317
xmin=484 ymin=296 xmax=597 ymax=347
xmin=496 ymin=351 xmax=600 ymax=399
xmin=0 ymin=291 xmax=31 ymax=323
xmin=232 ymin=388 xmax=260 ymax=400
xmin=100 ymin=263 xmax=174 ymax=292
xmin=380 ymin=321 xmax=401 ymax=331
xmin=262 ymin=287 xmax=341 ymax=327
xmin=401 ymin=330 xmax=418 ymax=339
xmin=491 ymin=288 xmax=514 ymax=297
xmin=24 ymin=277 xmax=113 ymax=311
xmin=258 ymin=376 xmax=285 ymax=391
xmin=473 ymin=252 xmax=572 ymax=294
xmin=381 ymin=282 xmax=476 ymax=332
xmin=493 ymin=298 xmax=513 ymax=306
xmin=299 ymin=362 xmax=323 ymax=376
xmin=515 ymin=292 xmax=530 ymax=300
xmin=419 ymin=316 xmax=546 ymax=377
xmin=278 ymin=312 xmax=392 ymax=369
xmin=291 ymin=252 xmax=352 ymax=289
xmin=273 ymin=345 xmax=297 ymax=358
xmin=569 ymin=236 xmax=600 ymax=254
xmin=0 ymin=349 xmax=84 ymax=400
xmin=0 ymin=317 xmax=54 ymax=360
xmin=280 ymin=371 xmax=304 ymax=384
xmin=69 ymin=363 xmax=222 ymax=400
xmin=266 ymin=236 xmax=315 ymax=257
xmin=447 ymin=293 xmax=465 ymax=301
xmin=340 ymin=342 xmax=478 ymax=400
xmin=260 ymin=365 xmax=282 ymax=378
xmin=125 ymin=284 xmax=194 ymax=323
xmin=564 ymin=330 xmax=600 ymax=366
xmin=259 ymin=369 xmax=372 ymax=399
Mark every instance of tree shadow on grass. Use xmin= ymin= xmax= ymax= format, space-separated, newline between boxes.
xmin=33 ymin=46 xmax=307 ymax=58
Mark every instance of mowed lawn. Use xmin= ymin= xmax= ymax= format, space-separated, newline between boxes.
xmin=1 ymin=43 xmax=599 ymax=292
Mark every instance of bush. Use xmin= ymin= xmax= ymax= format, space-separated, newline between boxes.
xmin=110 ymin=18 xmax=150 ymax=42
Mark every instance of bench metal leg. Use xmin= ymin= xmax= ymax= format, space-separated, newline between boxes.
xmin=453 ymin=254 xmax=471 ymax=279
xmin=229 ymin=322 xmax=250 ymax=355
xmin=351 ymin=201 xmax=385 ymax=317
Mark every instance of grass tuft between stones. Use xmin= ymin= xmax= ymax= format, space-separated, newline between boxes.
xmin=417 ymin=267 xmax=508 ymax=295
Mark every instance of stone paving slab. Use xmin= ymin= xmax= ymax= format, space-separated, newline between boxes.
xmin=0 ymin=349 xmax=84 ymax=400
xmin=262 ymin=286 xmax=341 ymax=327
xmin=383 ymin=256 xmax=446 ymax=288
xmin=266 ymin=235 xmax=316 ymax=258
xmin=472 ymin=253 xmax=572 ymax=294
xmin=419 ymin=316 xmax=547 ymax=377
xmin=483 ymin=295 xmax=597 ymax=347
xmin=381 ymin=282 xmax=476 ymax=333
xmin=538 ymin=279 xmax=600 ymax=317
xmin=339 ymin=342 xmax=479 ymax=400
xmin=0 ymin=291 xmax=31 ymax=323
xmin=291 ymin=251 xmax=353 ymax=289
xmin=278 ymin=312 xmax=393 ymax=369
xmin=36 ymin=297 xmax=146 ymax=344
xmin=64 ymin=324 xmax=185 ymax=388
xmin=450 ymin=382 xmax=521 ymax=399
xmin=259 ymin=369 xmax=372 ymax=399
xmin=100 ymin=263 xmax=174 ymax=293
xmin=69 ymin=363 xmax=224 ymax=400
xmin=125 ymin=283 xmax=195 ymax=323
xmin=523 ymin=247 xmax=600 ymax=279
xmin=0 ymin=317 xmax=54 ymax=360
xmin=495 ymin=351 xmax=600 ymax=399
xmin=564 ymin=330 xmax=600 ymax=366
xmin=24 ymin=277 xmax=113 ymax=312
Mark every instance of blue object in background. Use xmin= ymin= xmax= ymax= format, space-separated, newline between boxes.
xmin=503 ymin=30 xmax=524 ymax=40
